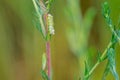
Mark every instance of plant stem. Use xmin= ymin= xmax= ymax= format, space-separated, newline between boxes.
xmin=46 ymin=41 xmax=51 ymax=80
xmin=85 ymin=42 xmax=112 ymax=79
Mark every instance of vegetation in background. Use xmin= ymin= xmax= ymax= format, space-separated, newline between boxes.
xmin=65 ymin=0 xmax=96 ymax=78
xmin=32 ymin=0 xmax=54 ymax=80
xmin=65 ymin=0 xmax=96 ymax=56
xmin=84 ymin=2 xmax=120 ymax=80
xmin=65 ymin=0 xmax=119 ymax=80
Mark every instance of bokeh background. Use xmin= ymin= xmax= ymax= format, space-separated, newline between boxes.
xmin=0 ymin=0 xmax=120 ymax=80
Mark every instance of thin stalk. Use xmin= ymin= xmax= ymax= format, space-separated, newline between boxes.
xmin=85 ymin=42 xmax=112 ymax=78
xmin=32 ymin=0 xmax=53 ymax=79
xmin=46 ymin=41 xmax=51 ymax=80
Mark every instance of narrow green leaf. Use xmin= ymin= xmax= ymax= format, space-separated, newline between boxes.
xmin=84 ymin=61 xmax=89 ymax=75
xmin=102 ymin=1 xmax=113 ymax=28
xmin=102 ymin=62 xmax=110 ymax=80
xmin=97 ymin=50 xmax=106 ymax=63
xmin=33 ymin=0 xmax=47 ymax=38
xmin=111 ymin=31 xmax=118 ymax=45
xmin=116 ymin=30 xmax=120 ymax=42
xmin=107 ymin=48 xmax=119 ymax=80
xmin=35 ymin=0 xmax=45 ymax=14
xmin=40 ymin=70 xmax=49 ymax=80
xmin=33 ymin=15 xmax=46 ymax=39
xmin=111 ymin=29 xmax=120 ymax=46
xmin=46 ymin=0 xmax=54 ymax=11
xmin=84 ymin=61 xmax=89 ymax=80
xmin=102 ymin=48 xmax=119 ymax=80
xmin=102 ymin=2 xmax=110 ymax=19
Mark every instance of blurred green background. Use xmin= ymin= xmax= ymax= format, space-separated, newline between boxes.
xmin=0 ymin=0 xmax=120 ymax=80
